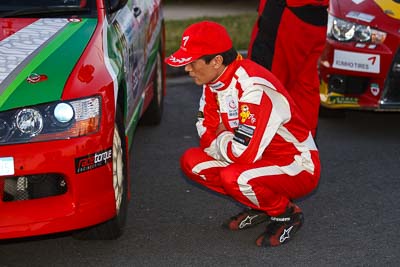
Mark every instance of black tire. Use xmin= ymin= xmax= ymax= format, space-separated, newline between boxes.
xmin=140 ymin=47 xmax=164 ymax=125
xmin=73 ymin=108 xmax=128 ymax=240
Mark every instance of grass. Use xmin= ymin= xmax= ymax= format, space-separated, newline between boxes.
xmin=164 ymin=13 xmax=258 ymax=56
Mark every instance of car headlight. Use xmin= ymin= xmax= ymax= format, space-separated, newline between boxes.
xmin=327 ymin=14 xmax=386 ymax=44
xmin=0 ymin=96 xmax=101 ymax=145
xmin=15 ymin=108 xmax=44 ymax=135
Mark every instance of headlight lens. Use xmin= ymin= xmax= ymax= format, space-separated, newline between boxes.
xmin=0 ymin=96 xmax=101 ymax=145
xmin=15 ymin=108 xmax=44 ymax=135
xmin=54 ymin=103 xmax=74 ymax=123
xmin=327 ymin=14 xmax=386 ymax=44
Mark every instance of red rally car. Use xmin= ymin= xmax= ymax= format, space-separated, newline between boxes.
xmin=0 ymin=0 xmax=165 ymax=239
xmin=319 ymin=0 xmax=400 ymax=111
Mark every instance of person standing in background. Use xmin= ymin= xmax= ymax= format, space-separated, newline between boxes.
xmin=248 ymin=0 xmax=329 ymax=137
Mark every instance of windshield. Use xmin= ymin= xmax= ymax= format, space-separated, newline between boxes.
xmin=0 ymin=0 xmax=97 ymax=18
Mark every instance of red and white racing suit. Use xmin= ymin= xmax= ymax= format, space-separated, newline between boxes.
xmin=248 ymin=0 xmax=329 ymax=137
xmin=180 ymin=57 xmax=320 ymax=216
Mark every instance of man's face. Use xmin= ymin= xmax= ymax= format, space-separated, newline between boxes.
xmin=184 ymin=58 xmax=221 ymax=85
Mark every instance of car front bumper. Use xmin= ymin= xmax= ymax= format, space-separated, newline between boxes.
xmin=319 ymin=40 xmax=400 ymax=111
xmin=0 ymin=134 xmax=116 ymax=240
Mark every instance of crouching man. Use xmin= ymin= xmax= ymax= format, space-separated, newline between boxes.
xmin=165 ymin=21 xmax=321 ymax=247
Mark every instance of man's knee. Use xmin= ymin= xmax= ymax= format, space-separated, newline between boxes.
xmin=219 ymin=165 xmax=242 ymax=190
xmin=180 ymin=147 xmax=207 ymax=175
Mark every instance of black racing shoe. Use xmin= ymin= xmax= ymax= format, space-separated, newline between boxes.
xmin=222 ymin=208 xmax=270 ymax=230
xmin=255 ymin=203 xmax=304 ymax=247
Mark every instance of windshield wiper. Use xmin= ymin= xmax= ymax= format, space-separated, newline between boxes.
xmin=0 ymin=6 xmax=90 ymax=18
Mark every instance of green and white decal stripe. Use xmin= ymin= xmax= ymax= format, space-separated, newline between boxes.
xmin=0 ymin=18 xmax=97 ymax=111
xmin=0 ymin=19 xmax=69 ymax=87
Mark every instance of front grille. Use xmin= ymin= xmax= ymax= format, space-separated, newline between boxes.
xmin=2 ymin=174 xmax=67 ymax=202
xmin=381 ymin=48 xmax=400 ymax=106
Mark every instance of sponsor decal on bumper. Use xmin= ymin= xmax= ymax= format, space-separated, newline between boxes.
xmin=333 ymin=49 xmax=380 ymax=74
xmin=75 ymin=148 xmax=112 ymax=174
xmin=328 ymin=95 xmax=359 ymax=105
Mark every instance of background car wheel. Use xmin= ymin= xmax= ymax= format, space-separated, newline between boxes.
xmin=140 ymin=46 xmax=164 ymax=125
xmin=73 ymin=109 xmax=128 ymax=240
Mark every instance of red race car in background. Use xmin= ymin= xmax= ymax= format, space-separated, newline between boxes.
xmin=319 ymin=0 xmax=400 ymax=112
xmin=0 ymin=0 xmax=165 ymax=240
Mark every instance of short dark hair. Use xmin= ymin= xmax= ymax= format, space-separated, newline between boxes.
xmin=201 ymin=47 xmax=238 ymax=65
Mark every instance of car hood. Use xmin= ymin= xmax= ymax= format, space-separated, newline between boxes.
xmin=331 ymin=0 xmax=400 ymax=33
xmin=0 ymin=18 xmax=97 ymax=112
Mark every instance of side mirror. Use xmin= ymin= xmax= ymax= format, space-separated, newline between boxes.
xmin=108 ymin=0 xmax=128 ymax=13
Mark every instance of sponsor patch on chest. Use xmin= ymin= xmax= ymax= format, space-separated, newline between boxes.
xmin=239 ymin=104 xmax=256 ymax=125
xmin=225 ymin=95 xmax=238 ymax=119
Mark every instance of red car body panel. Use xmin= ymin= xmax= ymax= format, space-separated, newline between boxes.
xmin=0 ymin=0 xmax=165 ymax=239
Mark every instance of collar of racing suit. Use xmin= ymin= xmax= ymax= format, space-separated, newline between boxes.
xmin=206 ymin=54 xmax=243 ymax=91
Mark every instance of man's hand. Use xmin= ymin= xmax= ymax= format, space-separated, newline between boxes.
xmin=216 ymin=123 xmax=227 ymax=135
